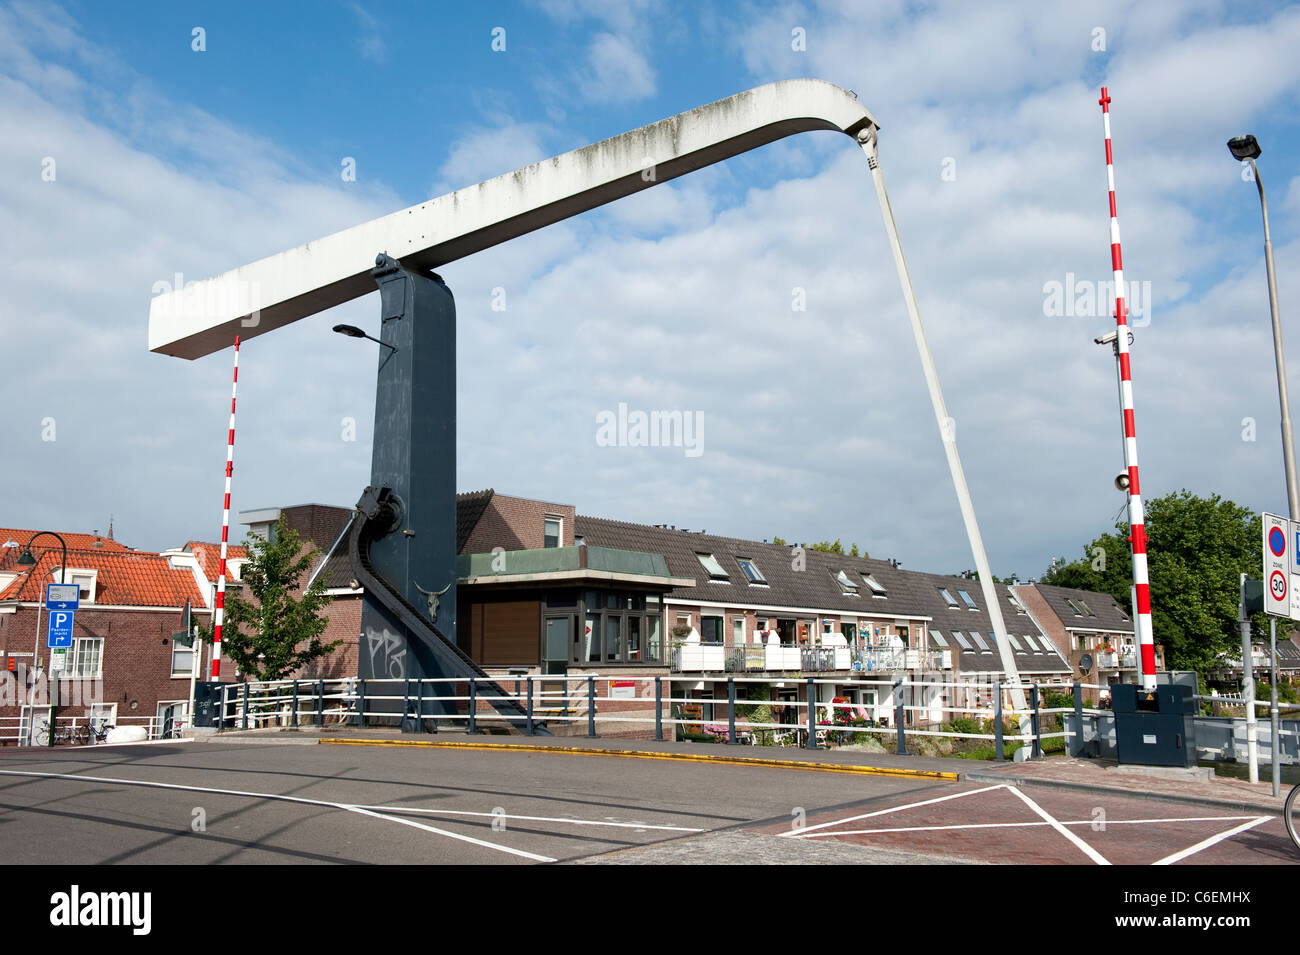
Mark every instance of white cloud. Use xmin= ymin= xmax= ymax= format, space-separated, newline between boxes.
xmin=4 ymin=0 xmax=1300 ymax=586
xmin=579 ymin=32 xmax=656 ymax=104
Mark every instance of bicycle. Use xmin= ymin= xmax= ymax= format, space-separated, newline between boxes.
xmin=1286 ymin=784 xmax=1300 ymax=850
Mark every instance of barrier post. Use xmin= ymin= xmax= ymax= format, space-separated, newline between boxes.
xmin=894 ymin=679 xmax=907 ymax=756
xmin=655 ymin=676 xmax=663 ymax=741
xmin=219 ymin=684 xmax=228 ymax=732
xmin=316 ymin=679 xmax=324 ymax=727
xmin=357 ymin=679 xmax=367 ymax=729
xmin=727 ymin=677 xmax=738 ymax=745
xmin=587 ymin=676 xmax=597 ymax=738
xmin=1030 ymin=684 xmax=1042 ymax=760
xmin=994 ymin=684 xmax=1005 ymax=761
xmin=291 ymin=680 xmax=299 ymax=728
xmin=805 ymin=677 xmax=818 ymax=750
xmin=241 ymin=682 xmax=249 ymax=730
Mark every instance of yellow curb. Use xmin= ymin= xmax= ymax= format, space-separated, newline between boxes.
xmin=317 ymin=737 xmax=960 ymax=780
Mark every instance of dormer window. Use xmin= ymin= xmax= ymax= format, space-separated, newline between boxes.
xmin=834 ymin=570 xmax=860 ymax=596
xmin=736 ymin=558 xmax=766 ymax=585
xmin=862 ymin=574 xmax=887 ymax=597
xmin=51 ymin=569 xmax=97 ymax=604
xmin=696 ymin=553 xmax=729 ymax=582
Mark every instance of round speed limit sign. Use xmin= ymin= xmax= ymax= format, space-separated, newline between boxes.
xmin=1271 ymin=570 xmax=1287 ymax=602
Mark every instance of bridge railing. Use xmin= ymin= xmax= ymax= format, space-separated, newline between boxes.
xmin=209 ymin=673 xmax=1108 ymax=760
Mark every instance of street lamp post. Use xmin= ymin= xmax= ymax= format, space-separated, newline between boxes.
xmin=1228 ymin=135 xmax=1300 ymax=519
xmin=1229 ymin=134 xmax=1294 ymax=787
xmin=16 ymin=532 xmax=67 ymax=746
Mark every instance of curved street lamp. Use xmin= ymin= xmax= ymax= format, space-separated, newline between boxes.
xmin=15 ymin=531 xmax=67 ymax=746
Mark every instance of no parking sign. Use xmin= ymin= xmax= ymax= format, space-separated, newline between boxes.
xmin=1262 ymin=512 xmax=1300 ymax=619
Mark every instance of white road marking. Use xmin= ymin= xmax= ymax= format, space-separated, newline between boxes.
xmin=799 ymin=815 xmax=1261 ymax=838
xmin=1006 ymin=785 xmax=1111 ymax=865
xmin=785 ymin=783 xmax=1009 ymax=838
xmin=0 ymin=768 xmax=550 ymax=862
xmin=344 ymin=806 xmax=555 ymax=862
xmin=1152 ymin=816 xmax=1273 ymax=866
xmin=351 ymin=804 xmax=704 ymax=832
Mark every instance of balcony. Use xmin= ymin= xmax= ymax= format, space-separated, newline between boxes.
xmin=668 ymin=642 xmax=849 ymax=673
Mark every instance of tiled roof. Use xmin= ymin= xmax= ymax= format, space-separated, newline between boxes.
xmin=0 ymin=548 xmax=205 ymax=608
xmin=0 ymin=527 xmax=130 ymax=572
xmin=457 ymin=489 xmax=494 ymax=552
xmin=184 ymin=541 xmax=248 ymax=578
xmin=573 ymin=515 xmax=1070 ymax=674
xmin=1019 ymin=583 xmax=1134 ymax=634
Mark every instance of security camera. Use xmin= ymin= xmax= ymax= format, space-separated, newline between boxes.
xmin=1094 ymin=331 xmax=1118 ymax=345
xmin=1115 ymin=473 xmax=1131 ymax=492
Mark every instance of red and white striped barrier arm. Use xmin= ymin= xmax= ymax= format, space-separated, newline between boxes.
xmin=212 ymin=335 xmax=240 ymax=680
xmin=1099 ymin=87 xmax=1157 ymax=690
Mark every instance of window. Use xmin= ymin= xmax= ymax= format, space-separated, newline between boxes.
xmin=930 ymin=630 xmax=949 ymax=648
xmin=938 ymin=587 xmax=959 ymax=608
xmin=1064 ymin=598 xmax=1084 ymax=616
xmin=696 ymin=553 xmax=729 ymax=581
xmin=971 ymin=632 xmax=991 ymax=652
xmin=171 ymin=632 xmax=196 ymax=677
xmin=1005 ymin=633 xmax=1024 ymax=652
xmin=736 ymin=558 xmax=767 ymax=584
xmin=70 ymin=638 xmax=103 ymax=677
xmin=958 ymin=589 xmax=978 ymax=610
xmin=834 ymin=570 xmax=860 ymax=595
xmin=1078 ymin=599 xmax=1097 ymax=617
xmin=1022 ymin=634 xmax=1042 ymax=652
xmin=862 ymin=574 xmax=888 ymax=596
xmin=951 ymin=631 xmax=973 ymax=650
xmin=1115 ymin=604 xmax=1130 ymax=620
xmin=543 ymin=517 xmax=562 ymax=549
xmin=1008 ymin=593 xmax=1027 ymax=614
xmin=733 ymin=617 xmax=745 ymax=644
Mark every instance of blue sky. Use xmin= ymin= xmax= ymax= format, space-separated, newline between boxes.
xmin=4 ymin=0 xmax=1300 ymax=580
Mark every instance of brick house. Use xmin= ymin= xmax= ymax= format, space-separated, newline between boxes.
xmin=0 ymin=529 xmax=211 ymax=743
xmin=1012 ymin=582 xmax=1165 ymax=697
xmin=282 ymin=491 xmax=1071 ymax=734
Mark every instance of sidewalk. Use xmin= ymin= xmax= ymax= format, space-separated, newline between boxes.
xmin=196 ymin=725 xmax=1290 ymax=813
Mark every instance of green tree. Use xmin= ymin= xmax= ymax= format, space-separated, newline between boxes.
xmin=1041 ymin=490 xmax=1264 ymax=672
xmin=198 ymin=517 xmax=340 ymax=681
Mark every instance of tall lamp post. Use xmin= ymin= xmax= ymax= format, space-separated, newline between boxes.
xmin=1230 ymin=135 xmax=1294 ymax=790
xmin=16 ymin=532 xmax=67 ymax=746
xmin=1229 ymin=135 xmax=1299 ymax=517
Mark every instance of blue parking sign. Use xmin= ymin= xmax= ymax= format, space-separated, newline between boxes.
xmin=45 ymin=583 xmax=79 ymax=611
xmin=47 ymin=610 xmax=75 ymax=648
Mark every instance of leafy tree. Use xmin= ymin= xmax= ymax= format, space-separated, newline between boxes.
xmin=1041 ymin=490 xmax=1264 ymax=673
xmin=770 ymin=536 xmax=868 ymax=558
xmin=198 ymin=517 xmax=340 ymax=681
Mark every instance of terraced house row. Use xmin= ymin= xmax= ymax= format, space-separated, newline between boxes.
xmin=0 ymin=491 xmax=1177 ymax=740
xmin=298 ymin=490 xmax=1165 ymax=725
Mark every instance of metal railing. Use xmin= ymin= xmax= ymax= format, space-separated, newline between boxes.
xmin=1 ymin=713 xmax=187 ymax=747
xmin=209 ymin=673 xmax=1093 ymax=760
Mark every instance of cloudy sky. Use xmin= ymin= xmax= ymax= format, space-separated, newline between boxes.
xmin=2 ymin=0 xmax=1298 ymax=580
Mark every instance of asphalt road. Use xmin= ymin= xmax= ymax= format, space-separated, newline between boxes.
xmin=0 ymin=741 xmax=1294 ymax=865
xmin=0 ymin=741 xmax=940 ymax=864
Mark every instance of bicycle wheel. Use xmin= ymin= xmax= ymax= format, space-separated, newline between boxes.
xmin=32 ymin=721 xmax=50 ymax=747
xmin=1286 ymin=784 xmax=1300 ymax=852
